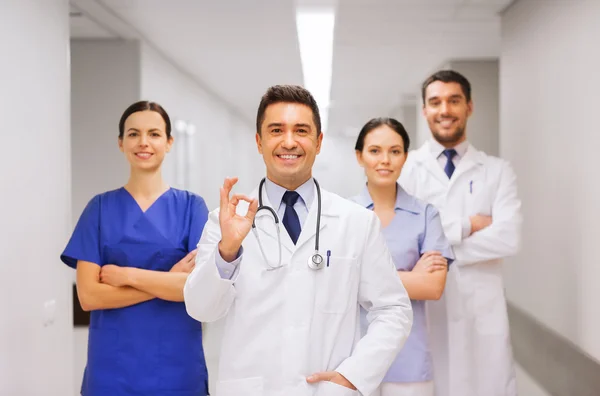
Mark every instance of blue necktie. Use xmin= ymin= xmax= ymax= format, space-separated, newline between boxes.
xmin=443 ymin=149 xmax=457 ymax=179
xmin=282 ymin=191 xmax=301 ymax=244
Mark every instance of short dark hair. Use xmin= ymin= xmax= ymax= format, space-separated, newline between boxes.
xmin=256 ymin=85 xmax=321 ymax=135
xmin=355 ymin=117 xmax=410 ymax=153
xmin=421 ymin=70 xmax=472 ymax=104
xmin=118 ymin=101 xmax=172 ymax=139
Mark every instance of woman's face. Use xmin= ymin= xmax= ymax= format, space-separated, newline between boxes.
xmin=356 ymin=125 xmax=406 ymax=188
xmin=119 ymin=110 xmax=173 ymax=172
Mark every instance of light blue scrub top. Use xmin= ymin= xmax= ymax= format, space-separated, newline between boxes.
xmin=61 ymin=188 xmax=209 ymax=396
xmin=351 ymin=184 xmax=454 ymax=383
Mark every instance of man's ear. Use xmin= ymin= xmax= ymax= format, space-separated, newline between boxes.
xmin=256 ymin=132 xmax=263 ymax=154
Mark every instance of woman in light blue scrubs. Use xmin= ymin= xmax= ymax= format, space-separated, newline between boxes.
xmin=351 ymin=118 xmax=454 ymax=396
xmin=61 ymin=101 xmax=209 ymax=396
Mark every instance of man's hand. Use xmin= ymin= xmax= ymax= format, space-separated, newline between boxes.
xmin=413 ymin=251 xmax=447 ymax=273
xmin=100 ymin=265 xmax=130 ymax=287
xmin=470 ymin=214 xmax=493 ymax=235
xmin=306 ymin=371 xmax=357 ymax=390
xmin=170 ymin=249 xmax=197 ymax=273
xmin=218 ymin=177 xmax=258 ymax=261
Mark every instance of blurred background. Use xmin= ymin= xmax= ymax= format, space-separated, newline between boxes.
xmin=1 ymin=0 xmax=599 ymax=395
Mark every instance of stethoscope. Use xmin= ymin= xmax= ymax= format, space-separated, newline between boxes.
xmin=251 ymin=178 xmax=324 ymax=271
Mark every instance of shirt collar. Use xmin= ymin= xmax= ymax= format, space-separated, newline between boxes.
xmin=430 ymin=138 xmax=470 ymax=160
xmin=264 ymin=177 xmax=315 ymax=209
xmin=355 ymin=183 xmax=421 ymax=214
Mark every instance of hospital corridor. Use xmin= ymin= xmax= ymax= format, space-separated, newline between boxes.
xmin=1 ymin=0 xmax=599 ymax=395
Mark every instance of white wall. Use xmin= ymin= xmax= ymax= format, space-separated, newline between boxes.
xmin=140 ymin=44 xmax=260 ymax=209
xmin=414 ymin=103 xmax=429 ymax=148
xmin=386 ymin=103 xmax=418 ymax=146
xmin=401 ymin=104 xmax=418 ymax=148
xmin=71 ymin=39 xmax=141 ymax=220
xmin=0 ymin=1 xmax=73 ymax=395
xmin=500 ymin=0 xmax=600 ymax=361
xmin=314 ymin=134 xmax=364 ymax=199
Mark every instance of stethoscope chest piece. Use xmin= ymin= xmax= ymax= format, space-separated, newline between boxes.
xmin=255 ymin=177 xmax=324 ymax=271
xmin=307 ymin=252 xmax=325 ymax=270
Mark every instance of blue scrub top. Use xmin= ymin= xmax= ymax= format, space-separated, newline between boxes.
xmin=61 ymin=187 xmax=209 ymax=396
xmin=351 ymin=184 xmax=454 ymax=383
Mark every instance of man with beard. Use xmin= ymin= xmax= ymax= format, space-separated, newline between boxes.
xmin=399 ymin=70 xmax=522 ymax=396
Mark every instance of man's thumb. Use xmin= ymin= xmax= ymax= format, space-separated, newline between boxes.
xmin=306 ymin=372 xmax=332 ymax=383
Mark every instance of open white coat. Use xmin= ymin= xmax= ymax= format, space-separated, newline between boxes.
xmin=399 ymin=141 xmax=522 ymax=396
xmin=184 ymin=185 xmax=413 ymax=396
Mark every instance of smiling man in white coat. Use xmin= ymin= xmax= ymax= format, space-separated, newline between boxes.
xmin=399 ymin=70 xmax=522 ymax=396
xmin=184 ymin=85 xmax=413 ymax=396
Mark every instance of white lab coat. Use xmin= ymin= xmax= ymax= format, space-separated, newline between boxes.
xmin=184 ymin=185 xmax=413 ymax=396
xmin=399 ymin=141 xmax=522 ymax=396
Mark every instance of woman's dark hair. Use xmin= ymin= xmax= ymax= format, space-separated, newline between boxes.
xmin=118 ymin=101 xmax=172 ymax=139
xmin=355 ymin=117 xmax=410 ymax=153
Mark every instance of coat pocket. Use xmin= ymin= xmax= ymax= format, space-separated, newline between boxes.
xmin=316 ymin=380 xmax=359 ymax=396
xmin=216 ymin=376 xmax=263 ymax=396
xmin=464 ymin=178 xmax=493 ymax=216
xmin=315 ymin=256 xmax=358 ymax=313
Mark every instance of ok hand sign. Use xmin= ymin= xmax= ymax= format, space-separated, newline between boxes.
xmin=218 ymin=177 xmax=259 ymax=261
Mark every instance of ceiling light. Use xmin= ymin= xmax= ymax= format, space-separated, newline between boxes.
xmin=295 ymin=6 xmax=335 ymax=132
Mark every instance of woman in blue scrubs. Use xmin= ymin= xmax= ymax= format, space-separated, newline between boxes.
xmin=351 ymin=118 xmax=454 ymax=396
xmin=61 ymin=101 xmax=209 ymax=395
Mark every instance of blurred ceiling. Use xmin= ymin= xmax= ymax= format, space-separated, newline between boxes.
xmin=70 ymin=0 xmax=513 ymax=134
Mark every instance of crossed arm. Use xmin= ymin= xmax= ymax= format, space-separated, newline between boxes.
xmin=76 ymin=250 xmax=196 ymax=311
xmin=398 ymin=251 xmax=448 ymax=301
xmin=445 ymin=163 xmax=522 ymax=264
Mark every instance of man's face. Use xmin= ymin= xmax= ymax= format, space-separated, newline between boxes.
xmin=423 ymin=81 xmax=473 ymax=147
xmin=256 ymin=102 xmax=323 ymax=190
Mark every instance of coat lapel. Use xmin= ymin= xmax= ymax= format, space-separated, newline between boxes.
xmin=413 ymin=142 xmax=449 ymax=186
xmin=449 ymin=144 xmax=485 ymax=187
xmin=251 ymin=186 xmax=295 ymax=254
xmin=294 ymin=187 xmax=337 ymax=252
xmin=248 ymin=181 xmax=338 ymax=254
